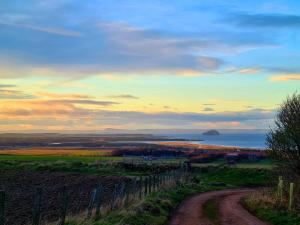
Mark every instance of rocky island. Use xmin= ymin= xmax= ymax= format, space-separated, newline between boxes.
xmin=202 ymin=129 xmax=220 ymax=136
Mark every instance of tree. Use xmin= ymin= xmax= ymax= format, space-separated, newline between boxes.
xmin=267 ymin=93 xmax=300 ymax=179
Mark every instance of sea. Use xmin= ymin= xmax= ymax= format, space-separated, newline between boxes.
xmin=166 ymin=132 xmax=267 ymax=149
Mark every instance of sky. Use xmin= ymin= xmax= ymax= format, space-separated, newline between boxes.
xmin=0 ymin=0 xmax=299 ymax=132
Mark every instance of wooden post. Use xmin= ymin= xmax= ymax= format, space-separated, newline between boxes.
xmin=139 ymin=177 xmax=143 ymax=199
xmin=277 ymin=176 xmax=282 ymax=199
xmin=119 ymin=181 xmax=125 ymax=207
xmin=124 ymin=181 xmax=129 ymax=207
xmin=32 ymin=188 xmax=42 ymax=225
xmin=95 ymin=184 xmax=102 ymax=219
xmin=58 ymin=186 xmax=68 ymax=225
xmin=278 ymin=177 xmax=283 ymax=203
xmin=111 ymin=184 xmax=117 ymax=210
xmin=87 ymin=189 xmax=97 ymax=218
xmin=149 ymin=176 xmax=152 ymax=193
xmin=289 ymin=183 xmax=294 ymax=211
xmin=144 ymin=177 xmax=148 ymax=195
xmin=0 ymin=190 xmax=5 ymax=225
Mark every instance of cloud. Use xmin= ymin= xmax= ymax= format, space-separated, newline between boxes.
xmin=0 ymin=84 xmax=16 ymax=88
xmin=269 ymin=74 xmax=300 ymax=81
xmin=227 ymin=13 xmax=300 ymax=28
xmin=202 ymin=107 xmax=214 ymax=112
xmin=0 ymin=14 xmax=275 ymax=79
xmin=107 ymin=94 xmax=139 ymax=99
xmin=198 ymin=57 xmax=223 ymax=70
xmin=48 ymin=99 xmax=119 ymax=106
xmin=38 ymin=92 xmax=92 ymax=99
xmin=0 ymin=98 xmax=275 ymax=130
xmin=203 ymin=103 xmax=216 ymax=106
xmin=0 ymin=85 xmax=35 ymax=99
xmin=226 ymin=67 xmax=261 ymax=75
xmin=0 ymin=21 xmax=82 ymax=37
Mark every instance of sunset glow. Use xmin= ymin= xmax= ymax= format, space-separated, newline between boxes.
xmin=0 ymin=1 xmax=299 ymax=132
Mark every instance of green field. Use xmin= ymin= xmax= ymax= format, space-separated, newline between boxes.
xmin=192 ymin=159 xmax=273 ymax=169
xmin=0 ymin=154 xmax=186 ymax=177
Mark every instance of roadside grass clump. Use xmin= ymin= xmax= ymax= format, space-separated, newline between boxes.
xmin=202 ymin=198 xmax=220 ymax=225
xmin=202 ymin=167 xmax=274 ymax=187
xmin=242 ymin=194 xmax=300 ymax=225
xmin=93 ymin=184 xmax=200 ymax=225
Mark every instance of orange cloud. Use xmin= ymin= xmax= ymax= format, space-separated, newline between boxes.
xmin=270 ymin=74 xmax=300 ymax=81
xmin=38 ymin=92 xmax=92 ymax=99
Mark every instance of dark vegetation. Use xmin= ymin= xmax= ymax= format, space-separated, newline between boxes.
xmin=239 ymin=93 xmax=300 ymax=224
xmin=243 ymin=196 xmax=300 ymax=225
xmin=267 ymin=93 xmax=300 ymax=210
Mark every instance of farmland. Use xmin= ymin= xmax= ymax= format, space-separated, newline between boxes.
xmin=0 ymin=133 xmax=275 ymax=225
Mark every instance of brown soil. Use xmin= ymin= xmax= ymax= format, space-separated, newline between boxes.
xmin=0 ymin=170 xmax=127 ymax=225
xmin=169 ymin=189 xmax=270 ymax=225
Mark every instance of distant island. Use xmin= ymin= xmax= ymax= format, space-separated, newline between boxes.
xmin=202 ymin=129 xmax=220 ymax=136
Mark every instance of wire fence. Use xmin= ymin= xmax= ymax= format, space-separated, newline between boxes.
xmin=0 ymin=165 xmax=190 ymax=225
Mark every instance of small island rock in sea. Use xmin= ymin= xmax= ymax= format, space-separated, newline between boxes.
xmin=202 ymin=129 xmax=220 ymax=136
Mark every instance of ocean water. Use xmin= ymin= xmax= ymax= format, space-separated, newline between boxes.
xmin=167 ymin=133 xmax=267 ymax=149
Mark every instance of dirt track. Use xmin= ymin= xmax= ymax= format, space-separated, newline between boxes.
xmin=169 ymin=189 xmax=270 ymax=225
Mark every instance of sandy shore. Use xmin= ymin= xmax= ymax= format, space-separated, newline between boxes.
xmin=158 ymin=141 xmax=265 ymax=151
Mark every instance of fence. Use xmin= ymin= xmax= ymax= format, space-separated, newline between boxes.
xmin=275 ymin=176 xmax=297 ymax=211
xmin=0 ymin=166 xmax=189 ymax=225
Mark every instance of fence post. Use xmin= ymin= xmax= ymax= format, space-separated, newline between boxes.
xmin=277 ymin=176 xmax=283 ymax=203
xmin=32 ymin=188 xmax=42 ymax=225
xmin=58 ymin=186 xmax=68 ymax=225
xmin=289 ymin=183 xmax=294 ymax=211
xmin=139 ymin=177 xmax=143 ymax=199
xmin=124 ymin=181 xmax=130 ymax=207
xmin=119 ymin=181 xmax=125 ymax=207
xmin=87 ymin=189 xmax=97 ymax=219
xmin=95 ymin=184 xmax=102 ymax=219
xmin=0 ymin=190 xmax=4 ymax=225
xmin=144 ymin=177 xmax=148 ymax=195
xmin=149 ymin=176 xmax=152 ymax=193
xmin=111 ymin=184 xmax=118 ymax=210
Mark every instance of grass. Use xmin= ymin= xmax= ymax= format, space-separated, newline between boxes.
xmin=61 ymin=167 xmax=274 ymax=225
xmin=242 ymin=195 xmax=300 ymax=225
xmin=0 ymin=155 xmax=185 ymax=177
xmin=192 ymin=159 xmax=273 ymax=169
xmin=202 ymin=199 xmax=220 ymax=225
xmin=64 ymin=180 xmax=223 ymax=225
xmin=201 ymin=167 xmax=274 ymax=187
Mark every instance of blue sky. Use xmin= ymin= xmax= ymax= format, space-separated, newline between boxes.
xmin=0 ymin=0 xmax=299 ymax=132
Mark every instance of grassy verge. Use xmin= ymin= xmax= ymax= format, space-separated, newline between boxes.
xmin=201 ymin=167 xmax=273 ymax=187
xmin=242 ymin=195 xmax=300 ymax=225
xmin=202 ymin=199 xmax=220 ymax=225
xmin=192 ymin=159 xmax=273 ymax=170
xmin=64 ymin=181 xmax=222 ymax=225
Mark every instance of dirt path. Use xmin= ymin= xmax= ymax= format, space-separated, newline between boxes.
xmin=169 ymin=189 xmax=270 ymax=225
